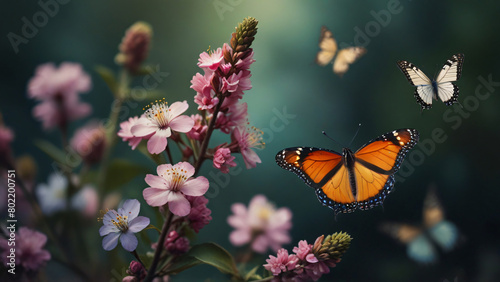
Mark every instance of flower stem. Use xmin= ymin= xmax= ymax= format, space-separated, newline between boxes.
xmin=194 ymin=96 xmax=225 ymax=174
xmin=144 ymin=210 xmax=174 ymax=282
xmin=132 ymin=250 xmax=145 ymax=267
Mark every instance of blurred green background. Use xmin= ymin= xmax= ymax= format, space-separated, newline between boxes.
xmin=2 ymin=0 xmax=500 ymax=281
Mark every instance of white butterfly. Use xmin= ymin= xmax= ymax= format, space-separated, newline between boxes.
xmin=380 ymin=188 xmax=459 ymax=264
xmin=316 ymin=26 xmax=367 ymax=77
xmin=397 ymin=54 xmax=465 ymax=110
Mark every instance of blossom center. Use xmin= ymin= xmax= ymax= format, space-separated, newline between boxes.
xmin=110 ymin=210 xmax=129 ymax=232
xmin=163 ymin=167 xmax=188 ymax=191
xmin=247 ymin=126 xmax=265 ymax=149
xmin=144 ymin=99 xmax=171 ymax=130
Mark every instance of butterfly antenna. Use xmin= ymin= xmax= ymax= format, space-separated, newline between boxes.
xmin=322 ymin=131 xmax=345 ymax=147
xmin=347 ymin=123 xmax=362 ymax=147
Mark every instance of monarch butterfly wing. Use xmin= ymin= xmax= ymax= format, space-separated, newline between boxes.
xmin=353 ymin=129 xmax=419 ymax=210
xmin=275 ymin=147 xmax=343 ymax=189
xmin=423 ymin=188 xmax=459 ymax=252
xmin=333 ymin=47 xmax=367 ymax=76
xmin=316 ymin=26 xmax=337 ymax=66
xmin=275 ymin=147 xmax=357 ymax=214
xmin=397 ymin=60 xmax=435 ymax=109
xmin=435 ymin=53 xmax=464 ymax=83
xmin=380 ymin=223 xmax=437 ymax=264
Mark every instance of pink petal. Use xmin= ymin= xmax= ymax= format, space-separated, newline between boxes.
xmin=147 ymin=133 xmax=168 ymax=154
xmin=167 ymin=192 xmax=190 ymax=216
xmin=143 ymin=188 xmax=171 ymax=206
xmin=157 ymin=163 xmax=174 ymax=176
xmin=229 ymin=229 xmax=251 ymax=246
xmin=167 ymin=101 xmax=189 ymax=119
xmin=181 ymin=177 xmax=209 ymax=196
xmin=169 ymin=115 xmax=195 ymax=133
xmin=176 ymin=162 xmax=195 ymax=178
xmin=242 ymin=148 xmax=261 ymax=169
xmin=145 ymin=174 xmax=167 ymax=188
xmin=251 ymin=234 xmax=269 ymax=254
xmin=131 ymin=120 xmax=157 ymax=137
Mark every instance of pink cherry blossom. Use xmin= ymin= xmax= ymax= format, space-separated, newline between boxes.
xmin=228 ymin=194 xmax=292 ymax=254
xmin=213 ymin=147 xmax=236 ymax=173
xmin=0 ymin=227 xmax=51 ymax=271
xmin=231 ymin=126 xmax=264 ymax=169
xmin=118 ymin=116 xmax=149 ymax=149
xmin=28 ymin=62 xmax=91 ymax=100
xmin=131 ymin=100 xmax=194 ymax=154
xmin=197 ymin=47 xmax=224 ymax=71
xmin=263 ymin=249 xmax=298 ymax=276
xmin=143 ymin=162 xmax=209 ymax=216
xmin=70 ymin=121 xmax=106 ymax=164
xmin=293 ymin=240 xmax=312 ymax=261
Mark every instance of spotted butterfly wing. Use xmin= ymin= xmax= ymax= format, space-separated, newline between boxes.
xmin=380 ymin=188 xmax=459 ymax=263
xmin=276 ymin=129 xmax=419 ymax=214
xmin=397 ymin=53 xmax=464 ymax=110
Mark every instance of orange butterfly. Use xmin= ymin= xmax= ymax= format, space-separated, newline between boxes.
xmin=275 ymin=129 xmax=419 ymax=214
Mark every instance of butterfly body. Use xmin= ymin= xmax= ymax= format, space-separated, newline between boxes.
xmin=397 ymin=53 xmax=464 ymax=110
xmin=276 ymin=129 xmax=419 ymax=214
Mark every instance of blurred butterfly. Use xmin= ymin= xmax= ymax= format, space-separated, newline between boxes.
xmin=397 ymin=53 xmax=465 ymax=110
xmin=275 ymin=129 xmax=419 ymax=215
xmin=315 ymin=26 xmax=367 ymax=77
xmin=380 ymin=188 xmax=459 ymax=263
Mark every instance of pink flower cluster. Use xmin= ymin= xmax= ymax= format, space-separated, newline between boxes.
xmin=27 ymin=62 xmax=92 ymax=130
xmin=228 ymin=195 xmax=292 ymax=254
xmin=0 ymin=227 xmax=51 ymax=273
xmin=263 ymin=237 xmax=339 ymax=281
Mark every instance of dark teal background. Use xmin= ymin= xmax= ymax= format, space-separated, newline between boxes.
xmin=2 ymin=0 xmax=500 ymax=281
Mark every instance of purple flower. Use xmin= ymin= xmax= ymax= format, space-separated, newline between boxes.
xmin=213 ymin=146 xmax=236 ymax=173
xmin=0 ymin=227 xmax=51 ymax=272
xmin=186 ymin=195 xmax=212 ymax=233
xmin=228 ymin=194 xmax=292 ymax=254
xmin=99 ymin=199 xmax=150 ymax=252
xmin=131 ymin=100 xmax=194 ymax=154
xmin=263 ymin=248 xmax=298 ymax=276
xmin=143 ymin=162 xmax=209 ymax=216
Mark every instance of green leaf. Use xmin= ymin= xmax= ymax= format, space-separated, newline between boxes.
xmin=188 ymin=243 xmax=239 ymax=276
xmin=34 ymin=139 xmax=79 ymax=168
xmin=95 ymin=65 xmax=118 ymax=95
xmin=102 ymin=159 xmax=151 ymax=191
xmin=244 ymin=266 xmax=262 ymax=281
xmin=165 ymin=243 xmax=240 ymax=278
